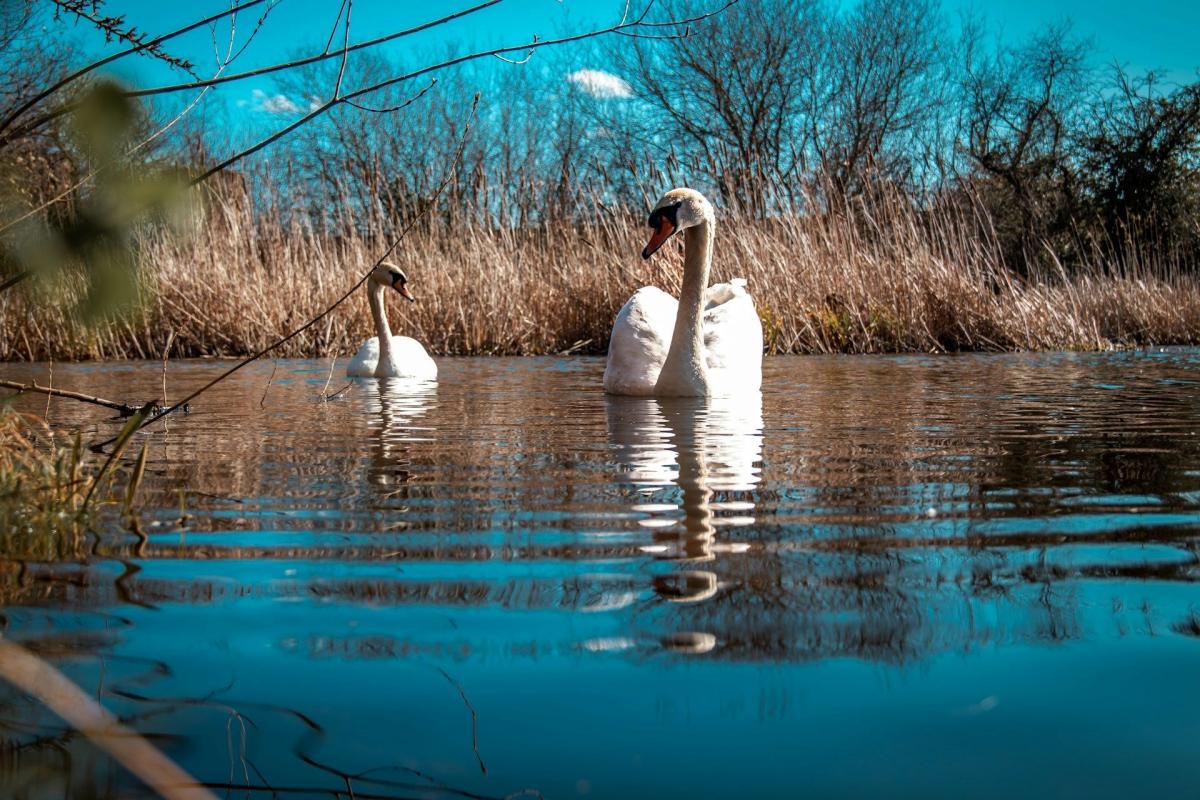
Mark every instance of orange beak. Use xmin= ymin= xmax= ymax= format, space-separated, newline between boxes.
xmin=642 ymin=218 xmax=675 ymax=259
xmin=397 ymin=284 xmax=415 ymax=302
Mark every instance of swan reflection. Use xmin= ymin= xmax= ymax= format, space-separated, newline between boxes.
xmin=363 ymin=378 xmax=437 ymax=500
xmin=606 ymin=393 xmax=764 ymax=602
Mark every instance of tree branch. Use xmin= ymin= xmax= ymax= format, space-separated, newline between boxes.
xmin=0 ymin=379 xmax=145 ymax=416
xmin=0 ymin=0 xmax=270 ymax=137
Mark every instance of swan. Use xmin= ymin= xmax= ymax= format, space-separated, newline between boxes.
xmin=603 ymin=188 xmax=762 ymax=397
xmin=346 ymin=262 xmax=438 ymax=379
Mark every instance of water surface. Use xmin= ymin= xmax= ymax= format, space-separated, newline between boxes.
xmin=3 ymin=351 xmax=1199 ymax=798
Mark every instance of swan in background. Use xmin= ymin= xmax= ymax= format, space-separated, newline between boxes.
xmin=347 ymin=262 xmax=438 ymax=379
xmin=603 ymin=188 xmax=763 ymax=397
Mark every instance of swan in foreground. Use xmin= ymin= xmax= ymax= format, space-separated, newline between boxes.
xmin=347 ymin=262 xmax=438 ymax=379
xmin=603 ymin=188 xmax=762 ymax=396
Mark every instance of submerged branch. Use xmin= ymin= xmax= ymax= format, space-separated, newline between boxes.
xmin=437 ymin=667 xmax=487 ymax=776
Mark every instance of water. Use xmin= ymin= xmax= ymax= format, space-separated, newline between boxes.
xmin=3 ymin=351 xmax=1200 ymax=798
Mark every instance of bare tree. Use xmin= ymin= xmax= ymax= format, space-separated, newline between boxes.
xmin=608 ymin=0 xmax=822 ymax=215
xmin=957 ymin=23 xmax=1090 ymax=271
xmin=809 ymin=0 xmax=947 ymax=197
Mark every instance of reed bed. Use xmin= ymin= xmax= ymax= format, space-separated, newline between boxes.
xmin=4 ymin=182 xmax=1200 ymax=362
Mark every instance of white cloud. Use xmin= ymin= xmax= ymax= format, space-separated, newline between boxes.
xmin=567 ymin=68 xmax=632 ymax=99
xmin=245 ymin=88 xmax=300 ymax=114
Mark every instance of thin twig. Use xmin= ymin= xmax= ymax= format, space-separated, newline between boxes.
xmin=332 ymin=0 xmax=353 ymax=100
xmin=322 ymin=0 xmax=351 ymax=55
xmin=44 ymin=359 xmax=52 ymax=418
xmin=343 ymin=78 xmax=436 ymax=114
xmin=160 ymin=330 xmax=175 ymax=410
xmin=319 ymin=356 xmax=337 ymax=396
xmin=259 ymin=360 xmax=278 ymax=408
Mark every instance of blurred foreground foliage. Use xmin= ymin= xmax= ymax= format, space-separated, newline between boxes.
xmin=1 ymin=80 xmax=191 ymax=326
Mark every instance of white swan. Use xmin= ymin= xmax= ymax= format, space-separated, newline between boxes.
xmin=347 ymin=262 xmax=438 ymax=379
xmin=603 ymin=188 xmax=762 ymax=397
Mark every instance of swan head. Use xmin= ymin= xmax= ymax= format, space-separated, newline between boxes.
xmin=371 ymin=262 xmax=414 ymax=302
xmin=642 ymin=188 xmax=714 ymax=260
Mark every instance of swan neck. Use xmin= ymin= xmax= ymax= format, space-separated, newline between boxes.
xmin=657 ymin=220 xmax=712 ymax=395
xmin=368 ymin=281 xmax=394 ymax=366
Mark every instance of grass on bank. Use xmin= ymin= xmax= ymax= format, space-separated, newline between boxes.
xmin=4 ymin=181 xmax=1200 ymax=362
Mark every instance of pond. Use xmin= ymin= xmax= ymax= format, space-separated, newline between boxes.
xmin=3 ymin=351 xmax=1200 ymax=798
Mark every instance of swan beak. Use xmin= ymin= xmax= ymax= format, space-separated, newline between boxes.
xmin=642 ymin=219 xmax=675 ymax=259
xmin=397 ymin=284 xmax=415 ymax=302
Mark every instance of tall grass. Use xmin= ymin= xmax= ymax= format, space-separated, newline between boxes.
xmin=4 ymin=179 xmax=1200 ymax=362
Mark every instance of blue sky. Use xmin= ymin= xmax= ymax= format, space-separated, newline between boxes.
xmin=951 ymin=0 xmax=1200 ymax=82
xmin=69 ymin=0 xmax=1200 ymax=128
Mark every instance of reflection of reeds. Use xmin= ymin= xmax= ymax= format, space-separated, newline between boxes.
xmin=6 ymin=357 xmax=1199 ymax=668
xmin=0 ymin=410 xmax=150 ymax=597
xmin=0 ymin=412 xmax=89 ymax=563
xmin=5 ymin=181 xmax=1200 ymax=361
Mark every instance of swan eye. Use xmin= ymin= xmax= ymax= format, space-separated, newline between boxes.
xmin=648 ymin=201 xmax=682 ymax=229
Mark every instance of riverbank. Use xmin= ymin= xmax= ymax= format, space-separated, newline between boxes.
xmin=4 ymin=187 xmax=1199 ymax=362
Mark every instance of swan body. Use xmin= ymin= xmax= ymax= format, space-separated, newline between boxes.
xmin=346 ymin=263 xmax=437 ymax=380
xmin=603 ymin=188 xmax=762 ymax=397
xmin=347 ymin=335 xmax=438 ymax=379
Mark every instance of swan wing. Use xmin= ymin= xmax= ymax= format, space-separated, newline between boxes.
xmin=603 ymin=287 xmax=677 ymax=396
xmin=703 ymin=280 xmax=763 ymax=394
xmin=347 ymin=337 xmax=380 ymax=377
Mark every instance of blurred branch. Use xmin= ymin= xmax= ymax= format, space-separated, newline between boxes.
xmin=0 ymin=636 xmax=218 ymax=800
xmin=0 ymin=0 xmax=268 ymax=238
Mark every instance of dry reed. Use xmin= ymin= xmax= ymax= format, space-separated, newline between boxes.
xmin=4 ymin=181 xmax=1200 ymax=362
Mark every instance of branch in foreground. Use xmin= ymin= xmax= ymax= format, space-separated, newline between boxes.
xmin=3 ymin=0 xmax=500 ymax=142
